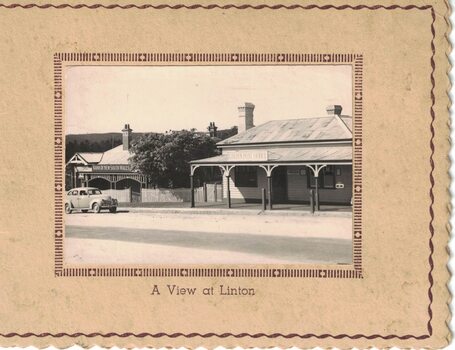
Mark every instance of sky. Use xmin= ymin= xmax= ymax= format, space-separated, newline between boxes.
xmin=65 ymin=65 xmax=352 ymax=134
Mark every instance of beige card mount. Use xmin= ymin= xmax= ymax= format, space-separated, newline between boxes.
xmin=0 ymin=1 xmax=451 ymax=349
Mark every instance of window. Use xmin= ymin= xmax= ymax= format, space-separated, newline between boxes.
xmin=88 ymin=189 xmax=102 ymax=195
xmin=307 ymin=166 xmax=336 ymax=189
xmin=234 ymin=166 xmax=258 ymax=188
xmin=70 ymin=190 xmax=78 ymax=196
xmin=79 ymin=190 xmax=87 ymax=196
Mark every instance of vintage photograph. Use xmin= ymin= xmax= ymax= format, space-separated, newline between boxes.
xmin=64 ymin=64 xmax=354 ymax=265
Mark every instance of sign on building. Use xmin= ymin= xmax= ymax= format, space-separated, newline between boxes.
xmin=226 ymin=150 xmax=268 ymax=161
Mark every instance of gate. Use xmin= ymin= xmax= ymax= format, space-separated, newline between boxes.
xmin=131 ymin=190 xmax=141 ymax=203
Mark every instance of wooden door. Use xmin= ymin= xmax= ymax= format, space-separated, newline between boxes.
xmin=272 ymin=166 xmax=288 ymax=203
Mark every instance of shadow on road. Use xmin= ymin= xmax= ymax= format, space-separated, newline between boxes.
xmin=66 ymin=225 xmax=352 ymax=264
xmin=69 ymin=210 xmax=130 ymax=215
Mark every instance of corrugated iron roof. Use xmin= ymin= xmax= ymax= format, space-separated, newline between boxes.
xmin=218 ymin=116 xmax=352 ymax=146
xmin=191 ymin=146 xmax=352 ymax=164
xmin=97 ymin=145 xmax=132 ymax=165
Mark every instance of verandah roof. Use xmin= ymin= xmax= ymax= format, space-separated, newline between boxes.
xmin=191 ymin=145 xmax=352 ymax=165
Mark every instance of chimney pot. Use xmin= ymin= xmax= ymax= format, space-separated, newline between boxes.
xmin=208 ymin=121 xmax=218 ymax=138
xmin=326 ymin=105 xmax=343 ymax=116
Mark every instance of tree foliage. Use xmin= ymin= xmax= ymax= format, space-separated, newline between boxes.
xmin=129 ymin=130 xmax=219 ymax=188
xmin=65 ymin=135 xmax=122 ymax=162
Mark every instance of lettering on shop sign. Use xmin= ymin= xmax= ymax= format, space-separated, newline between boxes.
xmin=92 ymin=164 xmax=132 ymax=171
xmin=226 ymin=150 xmax=268 ymax=161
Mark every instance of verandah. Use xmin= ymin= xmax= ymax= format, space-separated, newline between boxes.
xmin=190 ymin=162 xmax=352 ymax=211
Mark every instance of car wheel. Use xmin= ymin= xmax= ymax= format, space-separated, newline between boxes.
xmin=65 ymin=203 xmax=72 ymax=214
xmin=92 ymin=203 xmax=101 ymax=213
xmin=109 ymin=207 xmax=117 ymax=213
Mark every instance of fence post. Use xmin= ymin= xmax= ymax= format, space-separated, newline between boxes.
xmin=309 ymin=189 xmax=315 ymax=214
xmin=214 ymin=183 xmax=217 ymax=202
xmin=261 ymin=188 xmax=266 ymax=211
xmin=203 ymin=182 xmax=207 ymax=202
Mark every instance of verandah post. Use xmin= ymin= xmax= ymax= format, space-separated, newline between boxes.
xmin=267 ymin=175 xmax=272 ymax=210
xmin=226 ymin=175 xmax=231 ymax=208
xmin=315 ymin=176 xmax=320 ymax=211
xmin=261 ymin=188 xmax=266 ymax=211
xmin=309 ymin=189 xmax=315 ymax=214
xmin=190 ymin=175 xmax=195 ymax=208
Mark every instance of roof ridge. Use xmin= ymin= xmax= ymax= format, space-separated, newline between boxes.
xmin=333 ymin=115 xmax=353 ymax=137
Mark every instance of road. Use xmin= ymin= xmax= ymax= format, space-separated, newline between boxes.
xmin=64 ymin=209 xmax=352 ymax=264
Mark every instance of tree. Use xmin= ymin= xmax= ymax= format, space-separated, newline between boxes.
xmin=129 ymin=130 xmax=219 ymax=188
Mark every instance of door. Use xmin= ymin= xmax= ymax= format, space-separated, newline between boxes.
xmin=77 ymin=189 xmax=90 ymax=208
xmin=272 ymin=166 xmax=288 ymax=203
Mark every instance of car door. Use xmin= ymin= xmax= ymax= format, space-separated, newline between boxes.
xmin=69 ymin=190 xmax=78 ymax=207
xmin=77 ymin=190 xmax=90 ymax=208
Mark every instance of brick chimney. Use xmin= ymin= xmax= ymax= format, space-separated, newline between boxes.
xmin=238 ymin=102 xmax=255 ymax=133
xmin=207 ymin=122 xmax=218 ymax=138
xmin=122 ymin=123 xmax=132 ymax=150
xmin=326 ymin=105 xmax=343 ymax=116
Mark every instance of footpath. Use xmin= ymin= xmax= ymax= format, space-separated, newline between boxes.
xmin=118 ymin=206 xmax=352 ymax=218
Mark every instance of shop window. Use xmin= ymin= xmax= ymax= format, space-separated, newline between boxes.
xmin=234 ymin=166 xmax=258 ymax=187
xmin=307 ymin=166 xmax=336 ymax=189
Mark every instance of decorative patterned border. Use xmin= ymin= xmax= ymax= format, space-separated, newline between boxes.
xmin=0 ymin=3 xmax=434 ymax=9
xmin=53 ymin=52 xmax=364 ymax=279
xmin=0 ymin=3 xmax=436 ymax=341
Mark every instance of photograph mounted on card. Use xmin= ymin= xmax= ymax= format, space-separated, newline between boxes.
xmin=58 ymin=54 xmax=361 ymax=276
xmin=0 ymin=1 xmax=451 ymax=349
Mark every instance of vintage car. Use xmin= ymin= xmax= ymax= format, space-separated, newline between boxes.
xmin=65 ymin=187 xmax=118 ymax=214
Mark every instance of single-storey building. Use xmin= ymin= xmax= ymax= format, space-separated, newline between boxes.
xmin=65 ymin=124 xmax=148 ymax=200
xmin=190 ymin=103 xmax=353 ymax=210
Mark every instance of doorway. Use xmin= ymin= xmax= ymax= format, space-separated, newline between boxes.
xmin=272 ymin=166 xmax=288 ymax=203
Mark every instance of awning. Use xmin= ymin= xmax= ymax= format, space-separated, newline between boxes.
xmin=191 ymin=145 xmax=352 ymax=165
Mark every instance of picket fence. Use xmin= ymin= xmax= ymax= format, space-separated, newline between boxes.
xmin=102 ymin=189 xmax=132 ymax=203
xmin=102 ymin=184 xmax=222 ymax=203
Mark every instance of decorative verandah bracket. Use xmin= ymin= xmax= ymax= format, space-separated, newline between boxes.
xmin=258 ymin=164 xmax=278 ymax=177
xmin=305 ymin=164 xmax=327 ymax=177
xmin=190 ymin=164 xmax=200 ymax=177
xmin=218 ymin=165 xmax=235 ymax=177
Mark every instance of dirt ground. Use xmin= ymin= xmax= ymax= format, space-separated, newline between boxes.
xmin=64 ymin=209 xmax=352 ymax=265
